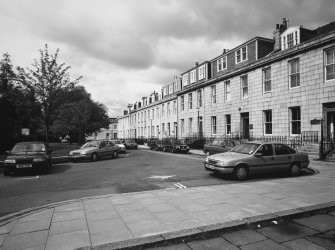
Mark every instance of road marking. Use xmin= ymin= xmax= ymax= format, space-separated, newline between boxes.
xmin=148 ymin=175 xmax=176 ymax=180
xmin=174 ymin=183 xmax=187 ymax=189
xmin=14 ymin=176 xmax=39 ymax=180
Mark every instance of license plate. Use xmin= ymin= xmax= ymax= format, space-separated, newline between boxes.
xmin=206 ymin=164 xmax=214 ymax=169
xmin=16 ymin=164 xmax=32 ymax=168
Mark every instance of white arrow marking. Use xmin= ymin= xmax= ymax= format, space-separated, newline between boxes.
xmin=174 ymin=183 xmax=187 ymax=189
xmin=148 ymin=175 xmax=176 ymax=180
xmin=14 ymin=176 xmax=39 ymax=180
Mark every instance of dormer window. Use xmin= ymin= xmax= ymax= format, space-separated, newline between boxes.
xmin=198 ymin=64 xmax=206 ymax=80
xmin=182 ymin=73 xmax=189 ymax=87
xmin=236 ymin=46 xmax=247 ymax=64
xmin=217 ymin=56 xmax=227 ymax=72
xmin=281 ymin=27 xmax=300 ymax=51
xmin=190 ymin=70 xmax=196 ymax=83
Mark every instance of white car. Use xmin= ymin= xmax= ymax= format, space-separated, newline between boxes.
xmin=110 ymin=140 xmax=126 ymax=154
xmin=68 ymin=140 xmax=119 ymax=162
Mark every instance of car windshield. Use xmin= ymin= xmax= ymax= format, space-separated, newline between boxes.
xmin=231 ymin=143 xmax=261 ymax=155
xmin=125 ymin=140 xmax=135 ymax=143
xmin=81 ymin=141 xmax=99 ymax=148
xmin=12 ymin=143 xmax=46 ymax=153
xmin=211 ymin=140 xmax=220 ymax=146
xmin=112 ymin=140 xmax=122 ymax=144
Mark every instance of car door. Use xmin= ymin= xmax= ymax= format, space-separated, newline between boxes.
xmin=273 ymin=144 xmax=294 ymax=171
xmin=106 ymin=141 xmax=115 ymax=157
xmin=98 ymin=141 xmax=108 ymax=158
xmin=249 ymin=144 xmax=276 ymax=173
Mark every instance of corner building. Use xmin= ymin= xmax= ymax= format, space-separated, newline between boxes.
xmin=118 ymin=19 xmax=335 ymax=154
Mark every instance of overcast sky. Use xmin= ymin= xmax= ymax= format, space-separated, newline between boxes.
xmin=1 ymin=0 xmax=334 ymax=117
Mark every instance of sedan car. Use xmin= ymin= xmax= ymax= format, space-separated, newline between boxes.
xmin=3 ymin=141 xmax=52 ymax=176
xmin=68 ymin=140 xmax=119 ymax=162
xmin=123 ymin=139 xmax=138 ymax=149
xmin=204 ymin=141 xmax=310 ymax=181
xmin=110 ymin=140 xmax=126 ymax=154
xmin=163 ymin=139 xmax=190 ymax=154
xmin=203 ymin=139 xmax=239 ymax=155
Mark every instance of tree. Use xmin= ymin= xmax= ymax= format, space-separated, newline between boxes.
xmin=52 ymin=86 xmax=110 ymax=144
xmin=17 ymin=45 xmax=81 ymax=145
xmin=0 ymin=53 xmax=40 ymax=153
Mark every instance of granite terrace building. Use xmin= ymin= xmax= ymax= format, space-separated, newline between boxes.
xmin=118 ymin=18 xmax=335 ymax=156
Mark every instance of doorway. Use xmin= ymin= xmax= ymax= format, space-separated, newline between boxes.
xmin=240 ymin=112 xmax=249 ymax=139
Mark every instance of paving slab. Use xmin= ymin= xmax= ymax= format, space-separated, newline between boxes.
xmin=87 ymin=217 xmax=129 ymax=235
xmin=293 ymin=214 xmax=335 ymax=232
xmin=222 ymin=229 xmax=267 ymax=246
xmin=54 ymin=202 xmax=84 ymax=213
xmin=1 ymin=230 xmax=48 ymax=250
xmin=49 ymin=218 xmax=87 ymax=236
xmin=256 ymin=221 xmax=318 ymax=243
xmin=187 ymin=237 xmax=239 ymax=250
xmin=0 ymin=220 xmax=16 ymax=234
xmin=240 ymin=239 xmax=289 ymax=250
xmin=45 ymin=230 xmax=90 ymax=250
xmin=52 ymin=210 xmax=86 ymax=223
xmin=282 ymin=238 xmax=328 ymax=250
xmin=305 ymin=231 xmax=335 ymax=250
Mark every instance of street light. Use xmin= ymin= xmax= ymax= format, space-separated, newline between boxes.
xmin=197 ymin=107 xmax=200 ymax=138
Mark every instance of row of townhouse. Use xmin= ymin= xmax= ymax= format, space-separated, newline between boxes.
xmin=118 ymin=18 xmax=335 ymax=149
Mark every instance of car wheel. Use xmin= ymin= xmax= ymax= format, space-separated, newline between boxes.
xmin=3 ymin=167 xmax=10 ymax=176
xmin=113 ymin=151 xmax=118 ymax=159
xmin=91 ymin=153 xmax=99 ymax=161
xmin=234 ymin=165 xmax=248 ymax=181
xmin=289 ymin=163 xmax=300 ymax=177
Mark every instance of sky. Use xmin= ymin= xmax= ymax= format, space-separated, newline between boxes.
xmin=1 ymin=0 xmax=334 ymax=117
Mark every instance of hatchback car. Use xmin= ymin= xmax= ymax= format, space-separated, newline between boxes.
xmin=124 ymin=139 xmax=138 ymax=149
xmin=163 ymin=139 xmax=190 ymax=154
xmin=203 ymin=139 xmax=239 ymax=155
xmin=204 ymin=141 xmax=310 ymax=181
xmin=110 ymin=140 xmax=126 ymax=154
xmin=68 ymin=140 xmax=119 ymax=162
xmin=3 ymin=141 xmax=52 ymax=176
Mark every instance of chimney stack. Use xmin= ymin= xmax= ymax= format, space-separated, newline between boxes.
xmin=273 ymin=18 xmax=289 ymax=51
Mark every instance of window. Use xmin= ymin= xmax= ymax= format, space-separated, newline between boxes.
xmin=173 ymin=100 xmax=177 ymax=114
xmin=162 ymin=123 xmax=165 ymax=135
xmin=197 ymin=90 xmax=202 ymax=108
xmin=264 ymin=110 xmax=272 ymax=135
xmin=156 ymin=107 xmax=159 ymax=119
xmin=263 ymin=67 xmax=271 ymax=93
xmin=106 ymin=133 xmax=109 ymax=139
xmin=188 ymin=93 xmax=193 ymax=110
xmin=241 ymin=75 xmax=248 ymax=98
xmin=181 ymin=95 xmax=185 ymax=111
xmin=211 ymin=116 xmax=217 ymax=135
xmin=287 ymin=33 xmax=294 ymax=48
xmin=274 ymin=144 xmax=291 ymax=155
xmin=236 ymin=46 xmax=247 ymax=64
xmin=217 ymin=56 xmax=227 ymax=72
xmin=289 ymin=58 xmax=300 ymax=88
xmin=190 ymin=70 xmax=196 ymax=83
xmin=188 ymin=118 xmax=193 ymax=134
xmin=281 ymin=29 xmax=300 ymax=51
xmin=257 ymin=144 xmax=273 ymax=156
xmin=198 ymin=65 xmax=206 ymax=80
xmin=181 ymin=119 xmax=185 ymax=136
xmin=325 ymin=47 xmax=335 ymax=81
xmin=161 ymin=104 xmax=165 ymax=117
xmin=211 ymin=85 xmax=216 ymax=104
xmin=226 ymin=115 xmax=231 ymax=135
xmin=224 ymin=81 xmax=231 ymax=102
xmin=290 ymin=107 xmax=301 ymax=135
xmin=167 ymin=103 xmax=170 ymax=116
xmin=182 ymin=74 xmax=189 ymax=87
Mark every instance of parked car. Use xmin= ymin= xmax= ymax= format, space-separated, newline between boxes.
xmin=204 ymin=141 xmax=310 ymax=181
xmin=68 ymin=140 xmax=119 ymax=162
xmin=203 ymin=139 xmax=239 ymax=155
xmin=149 ymin=140 xmax=165 ymax=151
xmin=110 ymin=140 xmax=126 ymax=154
xmin=123 ymin=139 xmax=138 ymax=149
xmin=3 ymin=141 xmax=52 ymax=176
xmin=163 ymin=139 xmax=190 ymax=154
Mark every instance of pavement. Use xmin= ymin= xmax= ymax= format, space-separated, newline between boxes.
xmin=0 ymin=149 xmax=335 ymax=250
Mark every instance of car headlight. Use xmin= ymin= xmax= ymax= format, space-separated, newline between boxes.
xmin=4 ymin=159 xmax=16 ymax=164
xmin=205 ymin=157 xmax=209 ymax=163
xmin=80 ymin=151 xmax=88 ymax=155
xmin=33 ymin=158 xmax=44 ymax=162
xmin=186 ymin=146 xmax=190 ymax=149
xmin=217 ymin=160 xmax=226 ymax=166
xmin=176 ymin=146 xmax=180 ymax=149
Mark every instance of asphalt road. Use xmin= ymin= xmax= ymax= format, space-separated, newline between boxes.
xmin=0 ymin=149 xmax=314 ymax=217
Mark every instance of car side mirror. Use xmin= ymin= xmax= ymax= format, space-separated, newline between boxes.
xmin=254 ymin=152 xmax=263 ymax=157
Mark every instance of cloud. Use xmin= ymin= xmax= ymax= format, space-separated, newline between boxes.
xmin=1 ymin=0 xmax=334 ymax=117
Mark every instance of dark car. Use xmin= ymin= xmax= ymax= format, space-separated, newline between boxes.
xmin=204 ymin=141 xmax=310 ymax=181
xmin=3 ymin=141 xmax=52 ymax=176
xmin=163 ymin=139 xmax=190 ymax=154
xmin=203 ymin=139 xmax=239 ymax=155
xmin=124 ymin=139 xmax=138 ymax=149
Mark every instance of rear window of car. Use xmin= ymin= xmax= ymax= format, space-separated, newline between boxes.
xmin=232 ymin=143 xmax=261 ymax=155
xmin=225 ymin=140 xmax=236 ymax=147
xmin=274 ymin=144 xmax=295 ymax=155
xmin=12 ymin=143 xmax=46 ymax=152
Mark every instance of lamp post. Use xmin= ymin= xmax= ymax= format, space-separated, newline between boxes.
xmin=197 ymin=107 xmax=200 ymax=138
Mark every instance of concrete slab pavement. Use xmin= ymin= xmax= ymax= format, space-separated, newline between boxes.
xmin=0 ymin=159 xmax=334 ymax=250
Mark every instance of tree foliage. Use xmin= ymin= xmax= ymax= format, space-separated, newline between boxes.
xmin=17 ymin=45 xmax=82 ymax=145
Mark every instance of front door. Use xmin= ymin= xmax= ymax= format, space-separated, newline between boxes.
xmin=199 ymin=117 xmax=203 ymax=137
xmin=241 ymin=112 xmax=249 ymax=139
xmin=327 ymin=111 xmax=335 ymax=140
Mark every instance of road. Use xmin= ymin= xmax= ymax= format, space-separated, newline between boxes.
xmin=0 ymin=149 xmax=314 ymax=217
